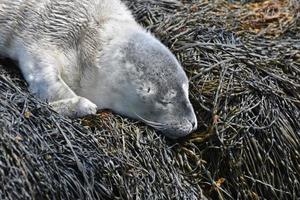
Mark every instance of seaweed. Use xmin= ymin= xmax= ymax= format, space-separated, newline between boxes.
xmin=1 ymin=0 xmax=299 ymax=199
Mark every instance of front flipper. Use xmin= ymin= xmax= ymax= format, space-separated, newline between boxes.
xmin=50 ymin=96 xmax=97 ymax=117
xmin=17 ymin=46 xmax=97 ymax=118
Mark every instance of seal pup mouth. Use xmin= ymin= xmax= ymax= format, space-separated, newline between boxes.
xmin=135 ymin=113 xmax=197 ymax=139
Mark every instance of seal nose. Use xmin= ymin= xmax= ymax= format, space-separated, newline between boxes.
xmin=190 ymin=119 xmax=197 ymax=131
xmin=186 ymin=112 xmax=197 ymax=132
xmin=191 ymin=121 xmax=196 ymax=128
xmin=184 ymin=101 xmax=198 ymax=132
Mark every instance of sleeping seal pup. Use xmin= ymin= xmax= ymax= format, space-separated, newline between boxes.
xmin=0 ymin=0 xmax=197 ymax=139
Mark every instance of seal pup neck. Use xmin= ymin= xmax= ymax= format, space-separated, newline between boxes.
xmin=77 ymin=24 xmax=146 ymax=105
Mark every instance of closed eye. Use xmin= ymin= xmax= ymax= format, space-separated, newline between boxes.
xmin=158 ymin=99 xmax=172 ymax=105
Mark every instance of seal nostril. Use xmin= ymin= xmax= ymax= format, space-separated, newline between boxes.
xmin=191 ymin=121 xmax=196 ymax=129
xmin=191 ymin=121 xmax=195 ymax=127
xmin=189 ymin=119 xmax=197 ymax=131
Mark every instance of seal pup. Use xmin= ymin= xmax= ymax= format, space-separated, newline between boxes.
xmin=0 ymin=0 xmax=197 ymax=138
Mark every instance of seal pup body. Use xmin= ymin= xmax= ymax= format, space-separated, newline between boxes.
xmin=0 ymin=0 xmax=197 ymax=138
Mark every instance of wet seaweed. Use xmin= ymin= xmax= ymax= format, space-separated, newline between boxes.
xmin=1 ymin=0 xmax=299 ymax=199
xmin=0 ymin=73 xmax=204 ymax=200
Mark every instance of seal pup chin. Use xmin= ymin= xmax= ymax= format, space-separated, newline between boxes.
xmin=0 ymin=0 xmax=197 ymax=139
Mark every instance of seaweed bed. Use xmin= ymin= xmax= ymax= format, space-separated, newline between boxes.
xmin=0 ymin=0 xmax=299 ymax=199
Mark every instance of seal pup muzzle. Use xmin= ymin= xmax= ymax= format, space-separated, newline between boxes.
xmin=0 ymin=0 xmax=197 ymax=138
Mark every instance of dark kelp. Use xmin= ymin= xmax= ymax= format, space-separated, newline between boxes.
xmin=0 ymin=0 xmax=299 ymax=199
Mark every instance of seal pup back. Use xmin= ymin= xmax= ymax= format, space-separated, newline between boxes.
xmin=0 ymin=0 xmax=197 ymax=138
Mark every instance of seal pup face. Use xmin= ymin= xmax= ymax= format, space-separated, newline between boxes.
xmin=94 ymin=32 xmax=197 ymax=139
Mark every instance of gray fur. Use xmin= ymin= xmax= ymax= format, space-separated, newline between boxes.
xmin=0 ymin=0 xmax=197 ymax=138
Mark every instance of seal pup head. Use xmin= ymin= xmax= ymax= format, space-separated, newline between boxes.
xmin=93 ymin=31 xmax=197 ymax=139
